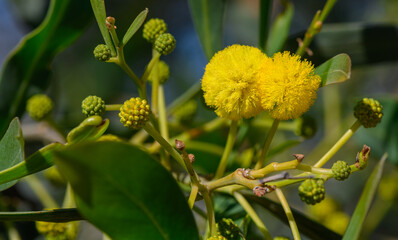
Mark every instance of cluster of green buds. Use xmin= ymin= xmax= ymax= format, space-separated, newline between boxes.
xmin=273 ymin=237 xmax=291 ymax=240
xmin=331 ymin=160 xmax=351 ymax=181
xmin=298 ymin=179 xmax=325 ymax=205
xmin=93 ymin=44 xmax=111 ymax=62
xmin=143 ymin=18 xmax=176 ymax=55
xmin=148 ymin=60 xmax=170 ymax=84
xmin=207 ymin=235 xmax=227 ymax=240
xmin=26 ymin=94 xmax=53 ymax=121
xmin=119 ymin=97 xmax=150 ymax=130
xmin=36 ymin=221 xmax=73 ymax=240
xmin=81 ymin=95 xmax=106 ymax=117
xmin=216 ymin=218 xmax=240 ymax=240
xmin=354 ymin=98 xmax=383 ymax=128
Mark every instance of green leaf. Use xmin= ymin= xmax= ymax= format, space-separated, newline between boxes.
xmin=121 ymin=8 xmax=148 ymax=47
xmin=0 ymin=143 xmax=62 ymax=188
xmin=0 ymin=118 xmax=24 ymax=191
xmin=342 ymin=153 xmax=387 ymax=240
xmin=315 ymin=53 xmax=352 ymax=87
xmin=188 ymin=0 xmax=226 ymax=60
xmin=244 ymin=194 xmax=342 ymax=240
xmin=0 ymin=208 xmax=82 ymax=222
xmin=258 ymin=0 xmax=272 ymax=51
xmin=265 ymin=2 xmax=294 ymax=56
xmin=54 ymin=142 xmax=199 ymax=240
xmin=0 ymin=0 xmax=92 ymax=137
xmin=90 ymin=0 xmax=116 ymax=55
xmin=66 ymin=116 xmax=109 ymax=144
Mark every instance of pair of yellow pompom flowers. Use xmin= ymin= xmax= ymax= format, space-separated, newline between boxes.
xmin=201 ymin=45 xmax=321 ymax=121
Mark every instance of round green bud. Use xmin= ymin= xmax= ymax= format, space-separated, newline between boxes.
xmin=98 ymin=134 xmax=123 ymax=142
xmin=82 ymin=95 xmax=106 ymax=117
xmin=93 ymin=44 xmax=111 ymax=62
xmin=298 ymin=179 xmax=325 ymax=205
xmin=154 ymin=33 xmax=176 ymax=55
xmin=331 ymin=160 xmax=351 ymax=181
xmin=295 ymin=115 xmax=317 ymax=139
xmin=142 ymin=18 xmax=168 ymax=44
xmin=36 ymin=221 xmax=69 ymax=240
xmin=324 ymin=212 xmax=350 ymax=235
xmin=119 ymin=97 xmax=150 ymax=130
xmin=217 ymin=218 xmax=240 ymax=240
xmin=273 ymin=237 xmax=290 ymax=240
xmin=26 ymin=94 xmax=53 ymax=121
xmin=148 ymin=60 xmax=170 ymax=84
xmin=173 ymin=99 xmax=197 ymax=124
xmin=354 ymin=98 xmax=383 ymax=128
xmin=207 ymin=235 xmax=227 ymax=240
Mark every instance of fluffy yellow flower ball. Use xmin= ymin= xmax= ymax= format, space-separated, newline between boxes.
xmin=258 ymin=52 xmax=321 ymax=120
xmin=202 ymin=45 xmax=268 ymax=120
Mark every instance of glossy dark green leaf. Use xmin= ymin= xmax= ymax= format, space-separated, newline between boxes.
xmin=265 ymin=2 xmax=294 ymax=56
xmin=342 ymin=153 xmax=387 ymax=240
xmin=90 ymin=0 xmax=116 ymax=55
xmin=315 ymin=54 xmax=352 ymax=87
xmin=0 ymin=0 xmax=92 ymax=137
xmin=244 ymin=194 xmax=342 ymax=240
xmin=0 ymin=143 xmax=62 ymax=189
xmin=0 ymin=118 xmax=24 ymax=191
xmin=188 ymin=0 xmax=226 ymax=59
xmin=54 ymin=142 xmax=199 ymax=240
xmin=121 ymin=8 xmax=148 ymax=47
xmin=0 ymin=208 xmax=82 ymax=222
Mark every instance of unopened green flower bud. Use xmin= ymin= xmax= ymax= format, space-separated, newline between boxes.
xmin=354 ymin=98 xmax=383 ymax=128
xmin=148 ymin=60 xmax=170 ymax=84
xmin=26 ymin=94 xmax=53 ymax=121
xmin=93 ymin=44 xmax=111 ymax=62
xmin=142 ymin=18 xmax=168 ymax=44
xmin=207 ymin=235 xmax=227 ymax=240
xmin=82 ymin=96 xmax=106 ymax=117
xmin=36 ymin=221 xmax=69 ymax=240
xmin=154 ymin=33 xmax=176 ymax=55
xmin=217 ymin=218 xmax=240 ymax=240
xmin=331 ymin=161 xmax=351 ymax=181
xmin=355 ymin=145 xmax=370 ymax=170
xmin=324 ymin=212 xmax=350 ymax=235
xmin=298 ymin=179 xmax=325 ymax=205
xmin=119 ymin=97 xmax=150 ymax=130
xmin=273 ymin=237 xmax=290 ymax=240
xmin=173 ymin=99 xmax=197 ymax=124
xmin=98 ymin=134 xmax=123 ymax=142
xmin=295 ymin=115 xmax=317 ymax=139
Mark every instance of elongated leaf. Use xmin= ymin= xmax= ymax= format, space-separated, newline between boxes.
xmin=342 ymin=153 xmax=387 ymax=240
xmin=0 ymin=208 xmax=82 ymax=222
xmin=315 ymin=53 xmax=351 ymax=87
xmin=245 ymin=194 xmax=342 ymax=240
xmin=54 ymin=142 xmax=199 ymax=240
xmin=188 ymin=0 xmax=226 ymax=59
xmin=66 ymin=116 xmax=109 ymax=144
xmin=265 ymin=2 xmax=294 ymax=56
xmin=0 ymin=143 xmax=61 ymax=188
xmin=90 ymin=0 xmax=116 ymax=55
xmin=0 ymin=0 xmax=92 ymax=137
xmin=121 ymin=8 xmax=148 ymax=47
xmin=259 ymin=0 xmax=272 ymax=51
xmin=0 ymin=118 xmax=24 ymax=191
